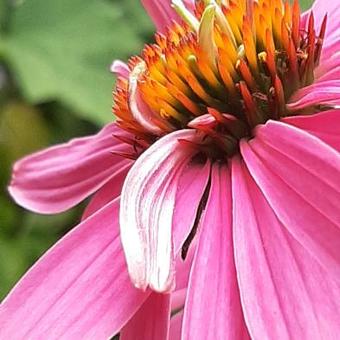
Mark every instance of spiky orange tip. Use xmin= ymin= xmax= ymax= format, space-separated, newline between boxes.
xmin=113 ymin=0 xmax=326 ymax=159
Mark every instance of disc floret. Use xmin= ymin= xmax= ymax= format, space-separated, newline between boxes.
xmin=113 ymin=0 xmax=326 ymax=160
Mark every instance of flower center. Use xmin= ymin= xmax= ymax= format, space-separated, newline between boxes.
xmin=113 ymin=0 xmax=326 ymax=160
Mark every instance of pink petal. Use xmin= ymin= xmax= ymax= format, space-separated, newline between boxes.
xmin=240 ymin=121 xmax=340 ymax=282
xmin=169 ymin=311 xmax=184 ymax=340
xmin=320 ymin=39 xmax=340 ymax=65
xmin=182 ymin=163 xmax=249 ymax=340
xmin=315 ymin=52 xmax=340 ymax=82
xmin=141 ymin=0 xmax=179 ymax=33
xmin=171 ymin=288 xmax=186 ymax=312
xmin=9 ymin=123 xmax=131 ymax=214
xmin=82 ymin=163 xmax=131 ymax=220
xmin=174 ymin=243 xmax=196 ymax=291
xmin=283 ymin=109 xmax=340 ymax=151
xmin=118 ymin=252 xmax=190 ymax=340
xmin=120 ymin=292 xmax=170 ymax=340
xmin=288 ymin=80 xmax=340 ymax=111
xmin=110 ymin=60 xmax=130 ymax=79
xmin=120 ymin=129 xmax=210 ymax=292
xmin=172 ymin=160 xmax=211 ymax=253
xmin=0 ymin=199 xmax=148 ymax=339
xmin=232 ymin=157 xmax=340 ymax=339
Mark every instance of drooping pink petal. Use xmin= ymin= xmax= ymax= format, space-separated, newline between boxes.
xmin=141 ymin=0 xmax=179 ymax=33
xmin=120 ymin=129 xmax=210 ymax=292
xmin=172 ymin=160 xmax=211 ymax=252
xmin=288 ymin=80 xmax=340 ymax=111
xmin=240 ymin=121 xmax=340 ymax=282
xmin=232 ymin=157 xmax=340 ymax=339
xmin=110 ymin=60 xmax=130 ymax=79
xmin=120 ymin=293 xmax=170 ymax=340
xmin=169 ymin=311 xmax=184 ymax=340
xmin=9 ymin=123 xmax=131 ymax=214
xmin=182 ymin=163 xmax=250 ymax=340
xmin=171 ymin=288 xmax=186 ymax=312
xmin=174 ymin=242 xmax=196 ymax=291
xmin=0 ymin=199 xmax=148 ymax=339
xmin=82 ymin=163 xmax=131 ymax=220
xmin=283 ymin=109 xmax=340 ymax=151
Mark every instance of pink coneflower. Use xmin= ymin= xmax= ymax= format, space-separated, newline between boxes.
xmin=1 ymin=0 xmax=340 ymax=338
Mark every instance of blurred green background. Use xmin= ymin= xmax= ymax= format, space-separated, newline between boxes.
xmin=0 ymin=0 xmax=313 ymax=299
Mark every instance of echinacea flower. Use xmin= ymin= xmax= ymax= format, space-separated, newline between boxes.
xmin=1 ymin=0 xmax=340 ymax=338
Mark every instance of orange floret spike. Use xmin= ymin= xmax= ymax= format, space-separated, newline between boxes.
xmin=195 ymin=53 xmax=221 ymax=89
xmin=315 ymin=14 xmax=327 ymax=66
xmin=165 ymin=80 xmax=203 ymax=116
xmin=217 ymin=31 xmax=238 ymax=63
xmin=283 ymin=40 xmax=299 ymax=97
xmin=274 ymin=0 xmax=283 ymax=14
xmin=217 ymin=56 xmax=238 ymax=97
xmin=262 ymin=1 xmax=272 ymax=30
xmin=222 ymin=4 xmax=243 ymax=42
xmin=281 ymin=17 xmax=290 ymax=51
xmin=292 ymin=0 xmax=300 ymax=48
xmin=214 ymin=3 xmax=237 ymax=48
xmin=242 ymin=17 xmax=258 ymax=75
xmin=283 ymin=1 xmax=291 ymax=27
xmin=239 ymin=81 xmax=259 ymax=126
xmin=237 ymin=59 xmax=257 ymax=91
xmin=246 ymin=0 xmax=254 ymax=26
xmin=273 ymin=7 xmax=283 ymax=46
xmin=257 ymin=14 xmax=268 ymax=47
xmin=305 ymin=12 xmax=316 ymax=85
xmin=273 ymin=75 xmax=286 ymax=118
xmin=265 ymin=29 xmax=277 ymax=79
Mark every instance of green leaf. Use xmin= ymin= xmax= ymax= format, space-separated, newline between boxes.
xmin=0 ymin=0 xmax=11 ymax=33
xmin=0 ymin=102 xmax=50 ymax=186
xmin=2 ymin=0 xmax=152 ymax=124
xmin=299 ymin=0 xmax=314 ymax=11
xmin=0 ymin=236 xmax=27 ymax=299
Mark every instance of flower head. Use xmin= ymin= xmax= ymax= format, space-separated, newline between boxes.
xmin=1 ymin=0 xmax=340 ymax=339
xmin=115 ymin=0 xmax=327 ymax=158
